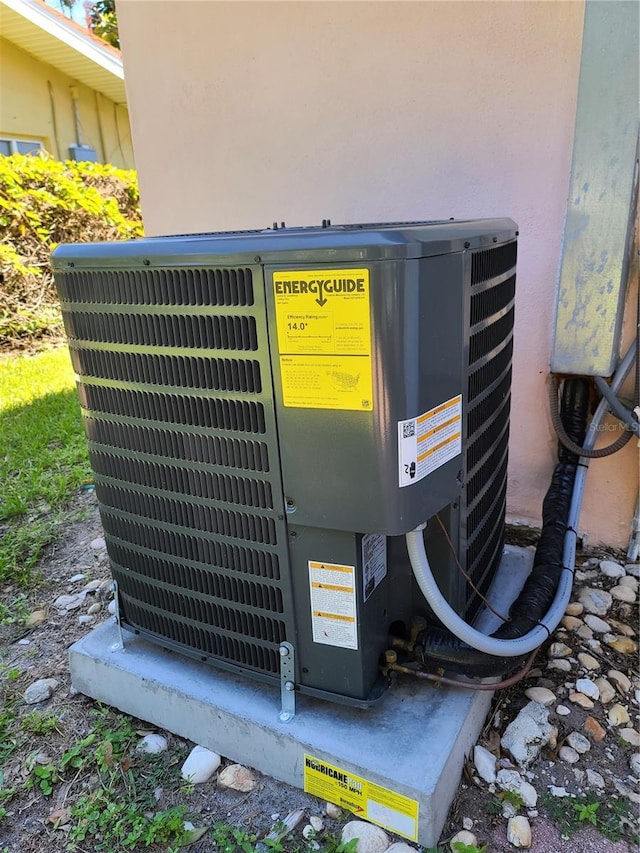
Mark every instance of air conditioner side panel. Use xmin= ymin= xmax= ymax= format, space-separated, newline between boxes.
xmin=264 ymin=255 xmax=466 ymax=536
xmin=286 ymin=526 xmax=414 ymax=701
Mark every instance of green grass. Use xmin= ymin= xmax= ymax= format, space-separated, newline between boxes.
xmin=0 ymin=698 xmax=358 ymax=853
xmin=541 ymin=790 xmax=636 ymax=844
xmin=0 ymin=348 xmax=90 ymax=588
xmin=1 ymin=703 xmax=196 ymax=852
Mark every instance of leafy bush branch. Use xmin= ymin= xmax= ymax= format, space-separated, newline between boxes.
xmin=0 ymin=153 xmax=142 ymax=350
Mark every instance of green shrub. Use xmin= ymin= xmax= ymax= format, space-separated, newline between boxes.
xmin=0 ymin=153 xmax=142 ymax=349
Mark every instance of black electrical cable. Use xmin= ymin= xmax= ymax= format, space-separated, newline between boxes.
xmin=549 ymin=375 xmax=633 ymax=458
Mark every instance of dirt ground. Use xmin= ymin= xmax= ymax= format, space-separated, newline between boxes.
xmin=1 ymin=490 xmax=638 ymax=852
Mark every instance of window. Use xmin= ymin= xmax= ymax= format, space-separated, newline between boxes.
xmin=0 ymin=137 xmax=43 ymax=156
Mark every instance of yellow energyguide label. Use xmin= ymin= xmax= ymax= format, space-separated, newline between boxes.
xmin=303 ymin=754 xmax=419 ymax=840
xmin=273 ymin=269 xmax=373 ymax=411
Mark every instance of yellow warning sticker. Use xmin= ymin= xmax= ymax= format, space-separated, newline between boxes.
xmin=308 ymin=561 xmax=358 ymax=650
xmin=273 ymin=269 xmax=372 ymax=411
xmin=303 ymin=754 xmax=419 ymax=840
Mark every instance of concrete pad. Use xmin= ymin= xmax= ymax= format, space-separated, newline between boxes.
xmin=69 ymin=544 xmax=533 ymax=845
xmin=475 ymin=544 xmax=535 ymax=635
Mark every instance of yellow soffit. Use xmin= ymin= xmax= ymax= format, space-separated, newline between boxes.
xmin=0 ymin=0 xmax=126 ymax=104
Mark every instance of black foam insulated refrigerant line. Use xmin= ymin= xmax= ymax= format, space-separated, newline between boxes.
xmin=492 ymin=378 xmax=588 ymax=639
xmin=417 ymin=378 xmax=589 ymax=676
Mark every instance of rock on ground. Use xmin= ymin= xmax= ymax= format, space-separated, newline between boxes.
xmin=217 ymin=763 xmax=256 ymax=792
xmin=548 ymin=641 xmax=572 ymax=658
xmin=606 ymin=636 xmax=637 ymax=654
xmin=507 ymin=815 xmax=532 ymax=848
xmin=302 ymin=824 xmax=316 ymax=840
xmin=594 ymin=677 xmax=616 ymax=703
xmin=608 ymin=669 xmax=631 ymax=692
xmin=586 ymin=768 xmax=606 ymax=789
xmin=610 ymin=585 xmax=636 ymax=603
xmin=500 ymin=701 xmax=556 ymax=768
xmin=53 ymin=593 xmax=86 ymax=611
xmin=449 ymin=830 xmax=478 ymax=851
xmin=583 ymin=716 xmax=607 ymax=743
xmin=26 ymin=610 xmax=46 ymax=628
xmin=577 ymin=652 xmax=600 ymax=670
xmin=607 ymin=703 xmax=630 ymax=726
xmin=136 ymin=734 xmax=168 ymax=754
xmin=569 ymin=691 xmax=594 ymax=709
xmin=575 ymin=677 xmax=599 ymax=699
xmin=473 ymin=743 xmax=497 ymax=783
xmin=24 ymin=678 xmax=59 ymax=704
xmin=600 ymin=560 xmax=625 ymax=578
xmin=619 ymin=728 xmax=640 ymax=746
xmin=584 ymin=614 xmax=611 ymax=633
xmin=524 ymin=687 xmax=555 ymax=706
xmin=578 ymin=587 xmax=613 ymax=615
xmin=325 ymin=801 xmax=341 ymax=818
xmin=566 ymin=731 xmax=590 ymax=754
xmin=341 ymin=821 xmax=389 ymax=853
xmin=496 ymin=769 xmax=538 ymax=807
xmin=559 ymin=745 xmax=580 ymax=764
xmin=180 ymin=746 xmax=222 ymax=783
xmin=548 ymin=658 xmax=572 ymax=672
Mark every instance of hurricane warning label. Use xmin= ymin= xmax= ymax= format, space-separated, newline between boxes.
xmin=303 ymin=754 xmax=419 ymax=840
xmin=272 ymin=269 xmax=373 ymax=411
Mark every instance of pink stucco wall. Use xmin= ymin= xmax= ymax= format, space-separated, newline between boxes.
xmin=117 ymin=0 xmax=637 ymax=547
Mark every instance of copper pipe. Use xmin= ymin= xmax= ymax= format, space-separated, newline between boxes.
xmin=408 ymin=615 xmax=427 ymax=646
xmin=385 ymin=647 xmax=539 ymax=691
xmin=389 ymin=636 xmax=413 ymax=654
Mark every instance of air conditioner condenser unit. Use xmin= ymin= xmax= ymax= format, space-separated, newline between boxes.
xmin=52 ymin=220 xmax=517 ymax=707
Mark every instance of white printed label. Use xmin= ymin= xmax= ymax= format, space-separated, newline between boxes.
xmin=309 ymin=561 xmax=358 ymax=650
xmin=362 ymin=534 xmax=387 ymax=602
xmin=367 ymin=799 xmax=417 ymax=839
xmin=398 ymin=394 xmax=462 ymax=487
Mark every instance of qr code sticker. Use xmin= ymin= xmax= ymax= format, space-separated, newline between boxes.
xmin=402 ymin=422 xmax=416 ymax=438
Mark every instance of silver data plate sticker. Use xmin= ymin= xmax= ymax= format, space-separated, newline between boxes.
xmin=362 ymin=533 xmax=387 ymax=602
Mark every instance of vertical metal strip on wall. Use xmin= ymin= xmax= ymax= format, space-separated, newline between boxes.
xmin=551 ymin=0 xmax=639 ymax=377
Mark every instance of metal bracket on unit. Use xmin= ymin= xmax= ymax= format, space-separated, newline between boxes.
xmin=109 ymin=580 xmax=125 ymax=653
xmin=278 ymin=642 xmax=296 ymax=723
